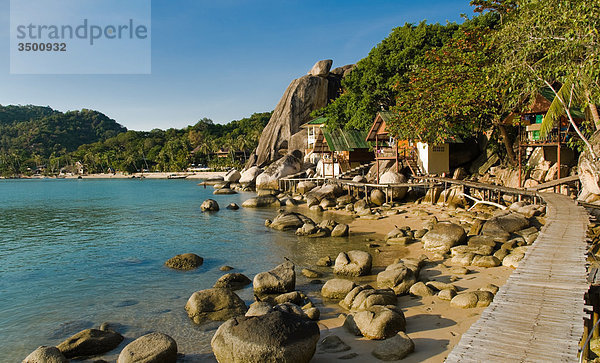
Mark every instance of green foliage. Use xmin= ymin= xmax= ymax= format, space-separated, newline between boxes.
xmin=0 ymin=105 xmax=271 ymax=176
xmin=65 ymin=112 xmax=271 ymax=174
xmin=0 ymin=106 xmax=126 ymax=175
xmin=388 ymin=15 xmax=502 ymax=144
xmin=494 ymin=0 xmax=600 ymax=116
xmin=314 ymin=21 xmax=459 ymax=131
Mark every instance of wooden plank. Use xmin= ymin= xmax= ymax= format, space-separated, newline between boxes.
xmin=526 ymin=175 xmax=580 ymax=191
xmin=446 ymin=193 xmax=589 ymax=363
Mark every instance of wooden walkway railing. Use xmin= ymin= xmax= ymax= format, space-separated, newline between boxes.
xmin=446 ymin=192 xmax=590 ymax=362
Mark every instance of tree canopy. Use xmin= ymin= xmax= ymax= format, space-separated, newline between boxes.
xmin=313 ymin=21 xmax=459 ymax=131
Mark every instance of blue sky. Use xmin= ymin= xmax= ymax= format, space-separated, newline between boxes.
xmin=0 ymin=0 xmax=473 ymax=130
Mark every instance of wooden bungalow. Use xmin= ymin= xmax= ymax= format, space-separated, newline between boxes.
xmin=300 ymin=117 xmax=327 ymax=163
xmin=504 ymin=88 xmax=585 ymax=186
xmin=366 ymin=111 xmax=452 ymax=182
xmin=313 ymin=129 xmax=372 ymax=178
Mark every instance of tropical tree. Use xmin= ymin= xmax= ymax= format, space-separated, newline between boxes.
xmin=494 ymin=0 xmax=600 ymax=156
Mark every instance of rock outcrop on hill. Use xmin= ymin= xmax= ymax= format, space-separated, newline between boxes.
xmin=247 ymin=60 xmax=354 ymax=168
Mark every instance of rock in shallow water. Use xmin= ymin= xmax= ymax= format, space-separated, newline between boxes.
xmin=57 ymin=328 xmax=123 ymax=358
xmin=185 ymin=288 xmax=247 ymax=323
xmin=213 ymin=273 xmax=252 ymax=290
xmin=333 ymin=250 xmax=372 ymax=277
xmin=23 ymin=346 xmax=68 ymax=363
xmin=253 ymin=261 xmax=296 ymax=294
xmin=117 ymin=332 xmax=177 ymax=363
xmin=211 ymin=310 xmax=320 ymax=363
xmin=201 ymin=199 xmax=219 ymax=211
xmin=164 ymin=253 xmax=203 ymax=270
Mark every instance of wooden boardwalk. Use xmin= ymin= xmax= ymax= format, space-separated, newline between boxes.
xmin=446 ymin=193 xmax=589 ymax=362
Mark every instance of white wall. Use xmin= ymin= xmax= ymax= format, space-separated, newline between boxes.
xmin=416 ymin=142 xmax=450 ymax=174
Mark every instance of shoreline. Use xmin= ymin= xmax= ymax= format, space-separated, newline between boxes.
xmin=0 ymin=171 xmax=227 ymax=180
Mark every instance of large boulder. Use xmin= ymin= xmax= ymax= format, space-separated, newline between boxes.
xmin=306 ymin=184 xmax=344 ymax=202
xmin=251 ymin=63 xmax=332 ymax=167
xmin=211 ymin=310 xmax=320 ymax=363
xmin=164 ymin=253 xmax=203 ymax=270
xmin=239 ymin=166 xmax=262 ymax=186
xmin=297 ymin=181 xmax=317 ymax=194
xmin=379 ymin=171 xmax=408 ymax=200
xmin=255 ymin=150 xmax=303 ymax=190
xmin=224 ymin=169 xmax=242 ymax=183
xmin=352 ymin=306 xmax=406 ymax=340
xmin=308 ymin=59 xmax=333 ymax=76
xmin=579 ymin=131 xmax=600 ymax=194
xmin=117 ymin=332 xmax=177 ymax=363
xmin=377 ymin=264 xmax=417 ymax=295
xmin=253 ymin=261 xmax=296 ymax=294
xmin=57 ymin=328 xmax=123 ymax=358
xmin=321 ymin=279 xmax=357 ymax=299
xmin=214 ymin=273 xmax=252 ymax=290
xmin=185 ymin=288 xmax=247 ymax=323
xmin=422 ymin=222 xmax=466 ymax=253
xmin=242 ymin=195 xmax=281 ymax=208
xmin=370 ymin=189 xmax=386 ymax=206
xmin=201 ymin=199 xmax=219 ymax=212
xmin=481 ymin=212 xmax=529 ymax=239
xmin=268 ymin=212 xmax=312 ymax=231
xmin=372 ymin=332 xmax=415 ymax=361
xmin=339 ymin=286 xmax=397 ymax=311
xmin=23 ymin=346 xmax=68 ymax=363
xmin=333 ymin=250 xmax=372 ymax=277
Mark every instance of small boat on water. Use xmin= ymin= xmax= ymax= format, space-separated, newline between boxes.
xmin=167 ymin=174 xmax=187 ymax=179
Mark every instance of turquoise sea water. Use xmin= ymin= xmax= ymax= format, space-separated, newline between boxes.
xmin=0 ymin=179 xmax=362 ymax=361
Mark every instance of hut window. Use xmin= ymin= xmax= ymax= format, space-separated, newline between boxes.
xmin=432 ymin=146 xmax=445 ymax=153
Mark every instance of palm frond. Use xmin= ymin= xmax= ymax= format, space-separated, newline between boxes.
xmin=540 ymin=81 xmax=582 ymax=137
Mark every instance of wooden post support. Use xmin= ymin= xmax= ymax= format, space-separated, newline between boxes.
xmin=375 ymin=135 xmax=380 ymax=184
xmin=518 ymin=124 xmax=522 ymax=188
xmin=558 ymin=128 xmax=562 ymax=180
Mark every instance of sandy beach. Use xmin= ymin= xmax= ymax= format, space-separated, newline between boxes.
xmin=301 ymin=203 xmax=516 ymax=362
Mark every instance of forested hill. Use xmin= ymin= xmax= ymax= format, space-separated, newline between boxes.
xmin=0 ymin=105 xmax=271 ymax=176
xmin=0 ymin=106 xmax=127 ymax=160
xmin=0 ymin=105 xmax=59 ymax=125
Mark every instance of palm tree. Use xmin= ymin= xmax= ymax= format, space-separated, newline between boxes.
xmin=540 ymin=79 xmax=597 ymax=159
